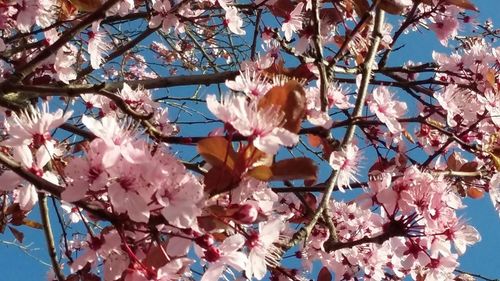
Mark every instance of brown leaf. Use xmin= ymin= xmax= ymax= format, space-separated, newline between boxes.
xmin=270 ymin=158 xmax=317 ymax=182
xmin=204 ymin=165 xmax=240 ymax=196
xmin=68 ymin=0 xmax=102 ymax=12
xmin=82 ymin=273 xmax=100 ymax=281
xmin=307 ymin=134 xmax=322 ymax=147
xmin=244 ymin=144 xmax=273 ymax=167
xmin=65 ymin=274 xmax=81 ymax=281
xmin=258 ymin=80 xmax=307 ymax=133
xmin=317 ymin=266 xmax=332 ymax=281
xmin=198 ymin=137 xmax=237 ymax=170
xmin=351 ymin=0 xmax=370 ymax=16
xmin=267 ymin=0 xmax=295 ymax=18
xmin=467 ymin=187 xmax=484 ymax=199
xmin=198 ymin=215 xmax=230 ymax=233
xmin=58 ymin=0 xmax=77 ymax=20
xmin=248 ymin=166 xmax=273 ymax=181
xmin=402 ymin=129 xmax=415 ymax=144
xmin=320 ymin=8 xmax=343 ymax=25
xmin=415 ymin=0 xmax=433 ymax=4
xmin=490 ymin=151 xmax=500 ymax=171
xmin=447 ymin=152 xmax=461 ymax=170
xmin=444 ymin=0 xmax=478 ymax=11
xmin=485 ymin=70 xmax=499 ymax=94
xmin=23 ymin=219 xmax=43 ymax=229
xmin=143 ymin=242 xmax=169 ymax=269
xmin=8 ymin=226 xmax=24 ymax=243
xmin=460 ymin=161 xmax=478 ymax=173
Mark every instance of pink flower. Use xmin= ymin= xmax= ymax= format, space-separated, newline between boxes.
xmin=429 ymin=7 xmax=460 ymax=46
xmin=282 ymin=3 xmax=304 ymax=41
xmin=368 ymin=87 xmax=407 ymax=134
xmin=224 ymin=6 xmax=246 ymax=35
xmin=81 ymin=115 xmax=146 ymax=168
xmin=149 ymin=0 xmax=180 ymax=32
xmin=117 ymin=83 xmax=158 ymax=114
xmin=207 ymin=95 xmax=299 ymax=154
xmin=3 ymin=103 xmax=73 ymax=151
xmin=88 ymin=20 xmax=110 ymax=69
xmin=71 ymin=230 xmax=124 ymax=273
xmin=434 ymin=85 xmax=462 ymax=127
xmin=329 ymin=144 xmax=363 ymax=192
xmin=306 ymin=82 xmax=352 ymax=128
xmin=246 ymin=217 xmax=284 ymax=280
xmin=490 ymin=172 xmax=500 ymax=218
xmin=423 ymin=254 xmax=458 ymax=281
xmin=156 ymin=173 xmax=204 ymax=228
xmin=440 ymin=218 xmax=481 ymax=255
xmin=200 ymin=234 xmax=248 ymax=281
xmin=225 ymin=70 xmax=271 ymax=98
xmin=62 ymin=139 xmax=108 ymax=202
xmin=54 ymin=43 xmax=78 ymax=84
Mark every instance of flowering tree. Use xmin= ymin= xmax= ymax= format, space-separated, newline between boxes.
xmin=0 ymin=0 xmax=499 ymax=280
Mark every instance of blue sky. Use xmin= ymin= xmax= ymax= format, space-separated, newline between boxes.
xmin=1 ymin=1 xmax=500 ymax=280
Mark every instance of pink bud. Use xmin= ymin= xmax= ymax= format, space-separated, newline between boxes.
xmin=203 ymin=246 xmax=221 ymax=262
xmin=232 ymin=204 xmax=258 ymax=224
xmin=195 ymin=234 xmax=214 ymax=249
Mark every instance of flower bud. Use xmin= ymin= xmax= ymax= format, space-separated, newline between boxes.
xmin=194 ymin=234 xmax=214 ymax=249
xmin=231 ymin=204 xmax=258 ymax=224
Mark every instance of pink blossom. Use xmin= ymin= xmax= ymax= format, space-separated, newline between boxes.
xmin=62 ymin=139 xmax=108 ymax=202
xmin=224 ymin=6 xmax=246 ymax=35
xmin=81 ymin=115 xmax=146 ymax=168
xmin=149 ymin=0 xmax=180 ymax=32
xmin=156 ymin=173 xmax=204 ymax=228
xmin=54 ymin=43 xmax=78 ymax=84
xmin=88 ymin=20 xmax=110 ymax=69
xmin=282 ymin=3 xmax=304 ymax=41
xmin=490 ymin=172 xmax=500 ymax=217
xmin=225 ymin=70 xmax=271 ymax=98
xmin=207 ymin=95 xmax=299 ymax=154
xmin=329 ymin=144 xmax=363 ymax=192
xmin=368 ymin=87 xmax=407 ymax=133
xmin=200 ymin=234 xmax=248 ymax=281
xmin=429 ymin=8 xmax=460 ymax=46
xmin=246 ymin=217 xmax=284 ymax=279
xmin=3 ymin=103 xmax=73 ymax=151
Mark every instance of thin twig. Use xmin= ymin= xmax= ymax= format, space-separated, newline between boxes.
xmin=38 ymin=193 xmax=64 ymax=281
xmin=282 ymin=5 xmax=385 ymax=250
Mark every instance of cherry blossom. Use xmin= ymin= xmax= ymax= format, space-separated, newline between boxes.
xmin=88 ymin=20 xmax=110 ymax=69
xmin=329 ymin=143 xmax=363 ymax=192
xmin=81 ymin=115 xmax=146 ymax=168
xmin=0 ymin=0 xmax=497 ymax=280
xmin=224 ymin=6 xmax=246 ymax=36
xmin=282 ymin=2 xmax=304 ymax=41
xmin=368 ymin=86 xmax=407 ymax=134
xmin=199 ymin=234 xmax=248 ymax=281
xmin=206 ymin=94 xmax=299 ymax=154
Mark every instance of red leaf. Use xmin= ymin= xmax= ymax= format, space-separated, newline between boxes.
xmin=444 ymin=0 xmax=478 ymax=11
xmin=270 ymin=157 xmax=318 ymax=182
xmin=317 ymin=266 xmax=332 ymax=281
xmin=8 ymin=226 xmax=24 ymax=243
xmin=197 ymin=137 xmax=237 ymax=170
xmin=23 ymin=219 xmax=43 ymax=229
xmin=204 ymin=165 xmax=240 ymax=196
xmin=307 ymin=134 xmax=322 ymax=147
xmin=248 ymin=165 xmax=273 ymax=181
xmin=143 ymin=242 xmax=169 ymax=269
xmin=258 ymin=80 xmax=307 ymax=133
xmin=467 ymin=187 xmax=484 ymax=199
